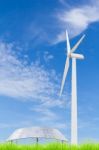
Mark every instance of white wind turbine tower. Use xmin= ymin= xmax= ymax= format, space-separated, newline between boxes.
xmin=60 ymin=31 xmax=85 ymax=145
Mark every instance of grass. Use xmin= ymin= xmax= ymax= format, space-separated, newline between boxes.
xmin=0 ymin=142 xmax=99 ymax=150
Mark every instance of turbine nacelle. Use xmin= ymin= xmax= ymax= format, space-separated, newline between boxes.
xmin=68 ymin=53 xmax=84 ymax=60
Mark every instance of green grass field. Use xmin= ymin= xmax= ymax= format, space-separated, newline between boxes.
xmin=0 ymin=142 xmax=99 ymax=150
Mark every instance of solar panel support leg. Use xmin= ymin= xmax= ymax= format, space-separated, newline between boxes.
xmin=36 ymin=138 xmax=39 ymax=144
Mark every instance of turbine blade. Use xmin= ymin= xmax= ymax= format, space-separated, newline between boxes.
xmin=59 ymin=57 xmax=70 ymax=96
xmin=66 ymin=30 xmax=70 ymax=54
xmin=71 ymin=34 xmax=85 ymax=53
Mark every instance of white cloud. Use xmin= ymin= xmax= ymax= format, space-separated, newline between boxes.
xmin=44 ymin=51 xmax=54 ymax=63
xmin=30 ymin=105 xmax=67 ymax=129
xmin=32 ymin=107 xmax=58 ymax=121
xmin=59 ymin=0 xmax=66 ymax=5
xmin=0 ymin=42 xmax=56 ymax=100
xmin=29 ymin=92 xmax=68 ymax=123
xmin=55 ymin=1 xmax=99 ymax=43
xmin=0 ymin=41 xmax=69 ymax=109
xmin=0 ymin=41 xmax=70 ymax=131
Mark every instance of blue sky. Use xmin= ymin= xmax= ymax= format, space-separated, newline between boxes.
xmin=0 ymin=0 xmax=99 ymax=143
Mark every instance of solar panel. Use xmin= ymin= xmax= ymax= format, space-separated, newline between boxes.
xmin=7 ymin=126 xmax=67 ymax=142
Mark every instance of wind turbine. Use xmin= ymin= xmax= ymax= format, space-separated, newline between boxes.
xmin=59 ymin=31 xmax=85 ymax=144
